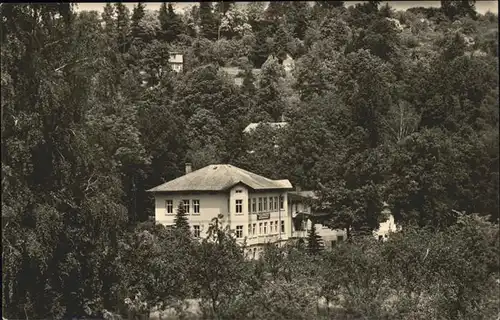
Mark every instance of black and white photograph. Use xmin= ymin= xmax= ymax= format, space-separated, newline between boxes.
xmin=1 ymin=1 xmax=499 ymax=319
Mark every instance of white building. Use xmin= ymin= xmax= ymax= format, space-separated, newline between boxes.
xmin=148 ymin=164 xmax=399 ymax=258
xmin=220 ymin=67 xmax=261 ymax=86
xmin=148 ymin=163 xmax=295 ymax=258
xmin=169 ymin=52 xmax=183 ymax=73
xmin=243 ymin=121 xmax=288 ymax=134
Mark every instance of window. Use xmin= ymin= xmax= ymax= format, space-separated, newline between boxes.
xmin=236 ymin=225 xmax=243 ymax=238
xmin=337 ymin=235 xmax=344 ymax=242
xmin=259 ymin=222 xmax=263 ymax=234
xmin=253 ymin=248 xmax=256 ymax=258
xmin=248 ymin=224 xmax=252 ymax=235
xmin=263 ymin=197 xmax=267 ymax=211
xmin=183 ymin=200 xmax=190 ymax=213
xmin=378 ymin=235 xmax=383 ymax=241
xmin=235 ymin=199 xmax=243 ymax=213
xmin=263 ymin=222 xmax=267 ymax=234
xmin=270 ymin=221 xmax=273 ymax=233
xmin=248 ymin=200 xmax=251 ymax=213
xmin=252 ymin=198 xmax=256 ymax=213
xmin=281 ymin=220 xmax=285 ymax=233
xmin=269 ymin=197 xmax=274 ymax=211
xmin=252 ymin=223 xmax=256 ymax=235
xmin=193 ymin=200 xmax=200 ymax=214
xmin=165 ymin=200 xmax=173 ymax=214
xmin=193 ymin=225 xmax=201 ymax=238
xmin=279 ymin=196 xmax=284 ymax=209
xmin=258 ymin=197 xmax=262 ymax=212
xmin=274 ymin=220 xmax=278 ymax=232
xmin=235 ymin=189 xmax=243 ymax=193
xmin=274 ymin=197 xmax=278 ymax=210
xmin=331 ymin=240 xmax=336 ymax=247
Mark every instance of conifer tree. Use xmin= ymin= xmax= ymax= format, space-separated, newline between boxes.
xmin=166 ymin=3 xmax=182 ymax=42
xmin=131 ymin=2 xmax=146 ymax=43
xmin=240 ymin=65 xmax=256 ymax=96
xmin=174 ymin=200 xmax=191 ymax=233
xmin=159 ymin=2 xmax=182 ymax=42
xmin=115 ymin=2 xmax=131 ymax=53
xmin=307 ymin=222 xmax=324 ymax=255
xmin=159 ymin=2 xmax=168 ymax=37
xmin=102 ymin=3 xmax=116 ymax=34
xmin=199 ymin=1 xmax=218 ymax=40
xmin=255 ymin=56 xmax=286 ymax=121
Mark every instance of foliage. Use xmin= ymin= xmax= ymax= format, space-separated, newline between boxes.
xmin=441 ymin=0 xmax=477 ymax=21
xmin=254 ymin=56 xmax=286 ymax=121
xmin=1 ymin=2 xmax=498 ymax=319
xmin=158 ymin=2 xmax=183 ymax=43
xmin=199 ymin=1 xmax=218 ymax=40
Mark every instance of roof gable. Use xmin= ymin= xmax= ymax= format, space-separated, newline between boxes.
xmin=147 ymin=164 xmax=293 ymax=192
xmin=243 ymin=122 xmax=288 ymax=133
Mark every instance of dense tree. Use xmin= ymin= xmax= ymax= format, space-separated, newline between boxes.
xmin=335 ymin=49 xmax=395 ymax=147
xmin=218 ymin=3 xmax=251 ymax=39
xmin=131 ymin=2 xmax=146 ymax=45
xmin=1 ymin=3 xmax=144 ymax=318
xmin=316 ymin=135 xmax=389 ymax=238
xmin=249 ymin=27 xmax=273 ymax=67
xmin=273 ymin=22 xmax=293 ymax=59
xmin=186 ymin=108 xmax=225 ymax=169
xmin=245 ymin=1 xmax=266 ymax=33
xmin=441 ymin=0 xmax=477 ymax=20
xmin=263 ymin=1 xmax=286 ymax=32
xmin=192 ymin=216 xmax=250 ymax=318
xmin=283 ymin=1 xmax=310 ymax=40
xmin=102 ymin=3 xmax=116 ymax=33
xmin=199 ymin=1 xmax=218 ymax=40
xmin=349 ymin=16 xmax=401 ymax=61
xmin=254 ymin=56 xmax=286 ymax=121
xmin=386 ymin=128 xmax=499 ymax=228
xmin=2 ymin=2 xmax=499 ymax=319
xmin=315 ymin=1 xmax=344 ymax=9
xmin=293 ymin=41 xmax=343 ymax=101
xmin=115 ymin=2 xmax=131 ymax=53
xmin=159 ymin=2 xmax=182 ymax=42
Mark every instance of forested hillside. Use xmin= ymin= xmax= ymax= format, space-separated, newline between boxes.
xmin=1 ymin=2 xmax=499 ymax=319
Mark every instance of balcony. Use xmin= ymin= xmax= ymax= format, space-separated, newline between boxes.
xmin=243 ymin=233 xmax=287 ymax=246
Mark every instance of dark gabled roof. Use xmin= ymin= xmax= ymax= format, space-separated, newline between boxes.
xmin=147 ymin=164 xmax=293 ymax=192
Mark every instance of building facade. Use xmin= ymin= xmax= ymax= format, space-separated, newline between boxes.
xmin=148 ymin=164 xmax=294 ymax=258
xmin=169 ymin=52 xmax=183 ymax=73
xmin=149 ymin=164 xmax=399 ymax=258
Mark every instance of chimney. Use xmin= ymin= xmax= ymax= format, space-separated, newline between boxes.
xmin=185 ymin=163 xmax=192 ymax=175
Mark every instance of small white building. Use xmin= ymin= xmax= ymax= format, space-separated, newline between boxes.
xmin=169 ymin=52 xmax=183 ymax=73
xmin=282 ymin=54 xmax=295 ymax=73
xmin=220 ymin=67 xmax=261 ymax=86
xmin=243 ymin=122 xmax=288 ymax=134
